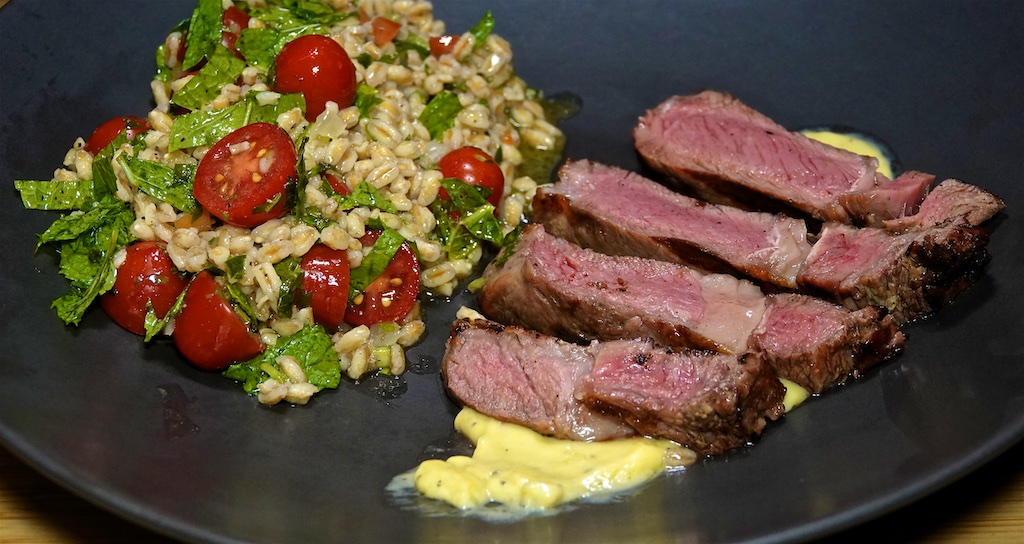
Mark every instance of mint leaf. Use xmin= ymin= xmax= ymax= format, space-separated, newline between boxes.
xmin=181 ymin=0 xmax=224 ymax=70
xmin=469 ymin=11 xmax=495 ymax=47
xmin=144 ymin=283 xmax=190 ymax=341
xmin=439 ymin=177 xmax=503 ymax=244
xmin=355 ymin=84 xmax=382 ymax=119
xmin=116 ymin=155 xmax=199 ymax=213
xmin=14 ymin=179 xmax=95 ymax=210
xmin=171 ymin=47 xmax=247 ymax=111
xmin=223 ymin=325 xmax=340 ymax=395
xmin=274 ymin=256 xmax=302 ymax=317
xmin=36 ymin=196 xmax=132 ymax=250
xmin=418 ymin=90 xmax=462 ymax=140
xmin=335 ymin=181 xmax=397 ymax=214
xmin=349 ymin=228 xmax=404 ymax=299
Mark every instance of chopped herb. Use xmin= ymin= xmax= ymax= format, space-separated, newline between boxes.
xmin=355 ymin=84 xmax=383 ymax=119
xmin=349 ymin=228 xmax=404 ymax=299
xmin=419 ymin=90 xmax=462 ymax=140
xmin=144 ymin=283 xmax=190 ymax=341
xmin=171 ymin=47 xmax=247 ymax=111
xmin=225 ymin=254 xmax=247 ymax=283
xmin=168 ymin=91 xmax=305 ymax=151
xmin=223 ymin=324 xmax=341 ymax=395
xmin=181 ymin=0 xmax=224 ymax=70
xmin=14 ymin=179 xmax=95 ymax=211
xmin=439 ymin=177 xmax=503 ymax=244
xmin=335 ymin=181 xmax=397 ymax=214
xmin=469 ymin=11 xmax=495 ymax=47
xmin=492 ymin=224 xmax=522 ymax=267
xmin=274 ymin=256 xmax=303 ymax=317
xmin=116 ymin=155 xmax=199 ymax=213
xmin=394 ymin=33 xmax=430 ymax=58
xmin=224 ymin=281 xmax=259 ymax=326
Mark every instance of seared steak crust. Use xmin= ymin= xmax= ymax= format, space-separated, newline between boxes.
xmin=442 ymin=318 xmax=785 ymax=456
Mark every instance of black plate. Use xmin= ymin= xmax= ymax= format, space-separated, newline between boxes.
xmin=2 ymin=1 xmax=1022 ymax=542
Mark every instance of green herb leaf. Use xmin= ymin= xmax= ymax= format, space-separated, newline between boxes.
xmin=224 ymin=281 xmax=259 ymax=326
xmin=36 ymin=196 xmax=132 ymax=250
xmin=418 ymin=90 xmax=462 ymax=140
xmin=355 ymin=84 xmax=383 ymax=119
xmin=223 ymin=324 xmax=341 ymax=395
xmin=438 ymin=177 xmax=502 ymax=244
xmin=274 ymin=256 xmax=302 ymax=318
xmin=181 ymin=0 xmax=224 ymax=70
xmin=171 ymin=47 xmax=247 ymax=111
xmin=14 ymin=179 xmax=95 ymax=210
xmin=349 ymin=228 xmax=404 ymax=299
xmin=492 ymin=224 xmax=522 ymax=267
xmin=394 ymin=33 xmax=430 ymax=58
xmin=335 ymin=181 xmax=397 ymax=214
xmin=116 ymin=155 xmax=199 ymax=213
xmin=144 ymin=282 xmax=190 ymax=341
xmin=168 ymin=92 xmax=304 ymax=151
xmin=469 ymin=10 xmax=495 ymax=47
xmin=225 ymin=254 xmax=247 ymax=283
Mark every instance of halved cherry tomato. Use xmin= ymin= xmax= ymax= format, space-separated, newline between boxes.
xmin=300 ymin=244 xmax=351 ymax=331
xmin=221 ymin=6 xmax=251 ymax=54
xmin=84 ymin=116 xmax=149 ymax=155
xmin=193 ymin=122 xmax=296 ymax=228
xmin=438 ymin=146 xmax=505 ymax=207
xmin=429 ymin=35 xmax=457 ymax=57
xmin=274 ymin=34 xmax=357 ymax=122
xmin=323 ymin=171 xmax=351 ymax=196
xmin=371 ymin=17 xmax=402 ymax=46
xmin=100 ymin=241 xmax=189 ymax=336
xmin=346 ymin=230 xmax=420 ymax=326
xmin=173 ymin=271 xmax=263 ymax=371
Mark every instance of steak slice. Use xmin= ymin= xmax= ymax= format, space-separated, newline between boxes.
xmin=797 ymin=221 xmax=992 ymax=323
xmin=839 ymin=170 xmax=936 ymax=228
xmin=442 ymin=317 xmax=785 ymax=456
xmin=534 ymin=159 xmax=812 ymax=288
xmin=479 ymin=224 xmax=767 ymax=354
xmin=479 ymin=224 xmax=904 ymax=392
xmin=748 ymin=294 xmax=904 ymax=392
xmin=582 ymin=341 xmax=785 ymax=456
xmin=882 ymin=178 xmax=1005 ymax=232
xmin=441 ymin=318 xmax=637 ymax=441
xmin=633 ymin=90 xmax=927 ymax=225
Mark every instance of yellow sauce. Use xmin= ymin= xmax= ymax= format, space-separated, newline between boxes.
xmin=780 ymin=378 xmax=810 ymax=412
xmin=802 ymin=129 xmax=895 ymax=179
xmin=411 ymin=408 xmax=694 ymax=512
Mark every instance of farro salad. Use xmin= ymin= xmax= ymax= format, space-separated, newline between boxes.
xmin=14 ymin=0 xmax=564 ymax=406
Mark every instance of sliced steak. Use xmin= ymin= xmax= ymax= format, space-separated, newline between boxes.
xmin=442 ymin=317 xmax=785 ymax=456
xmin=839 ymin=170 xmax=936 ymax=228
xmin=534 ymin=159 xmax=812 ymax=288
xmin=882 ymin=178 xmax=1005 ymax=232
xmin=582 ymin=341 xmax=785 ymax=456
xmin=441 ymin=318 xmax=637 ymax=441
xmin=633 ymin=90 xmax=928 ymax=225
xmin=748 ymin=294 xmax=904 ymax=391
xmin=797 ymin=221 xmax=992 ymax=323
xmin=479 ymin=224 xmax=767 ymax=354
xmin=479 ymin=224 xmax=904 ymax=392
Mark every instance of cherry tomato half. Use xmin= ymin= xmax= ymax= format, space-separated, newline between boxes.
xmin=371 ymin=17 xmax=402 ymax=46
xmin=193 ymin=122 xmax=297 ymax=228
xmin=100 ymin=241 xmax=189 ymax=335
xmin=221 ymin=6 xmax=251 ymax=54
xmin=346 ymin=231 xmax=420 ymax=326
xmin=274 ymin=35 xmax=357 ymax=122
xmin=173 ymin=271 xmax=263 ymax=371
xmin=438 ymin=146 xmax=505 ymax=208
xmin=429 ymin=35 xmax=457 ymax=57
xmin=300 ymin=244 xmax=351 ymax=331
xmin=84 ymin=116 xmax=149 ymax=155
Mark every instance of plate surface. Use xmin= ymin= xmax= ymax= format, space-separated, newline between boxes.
xmin=1 ymin=1 xmax=1022 ymax=543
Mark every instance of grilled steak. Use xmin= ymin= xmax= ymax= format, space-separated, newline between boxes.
xmin=633 ymin=90 xmax=929 ymax=225
xmin=797 ymin=221 xmax=992 ymax=323
xmin=581 ymin=341 xmax=785 ymax=456
xmin=882 ymin=178 xmax=1005 ymax=232
xmin=479 ymin=224 xmax=904 ymax=392
xmin=534 ymin=159 xmax=812 ymax=288
xmin=839 ymin=170 xmax=936 ymax=228
xmin=441 ymin=318 xmax=637 ymax=441
xmin=442 ymin=317 xmax=785 ymax=456
xmin=748 ymin=294 xmax=904 ymax=391
xmin=480 ymin=224 xmax=768 ymax=354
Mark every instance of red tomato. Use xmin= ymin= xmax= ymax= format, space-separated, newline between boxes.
xmin=100 ymin=241 xmax=189 ymax=335
xmin=221 ymin=6 xmax=251 ymax=53
xmin=438 ymin=146 xmax=505 ymax=208
xmin=300 ymin=244 xmax=351 ymax=331
xmin=173 ymin=271 xmax=263 ymax=371
xmin=346 ymin=231 xmax=420 ymax=326
xmin=371 ymin=17 xmax=402 ymax=46
xmin=84 ymin=116 xmax=149 ymax=155
xmin=429 ymin=35 xmax=457 ymax=57
xmin=323 ymin=171 xmax=351 ymax=196
xmin=274 ymin=35 xmax=357 ymax=122
xmin=193 ymin=122 xmax=297 ymax=228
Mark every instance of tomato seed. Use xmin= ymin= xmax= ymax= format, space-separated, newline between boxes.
xmin=353 ymin=293 xmax=364 ymax=305
xmin=389 ymin=277 xmax=403 ymax=286
xmin=381 ymin=297 xmax=392 ymax=308
xmin=252 ymin=172 xmax=263 ymax=182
